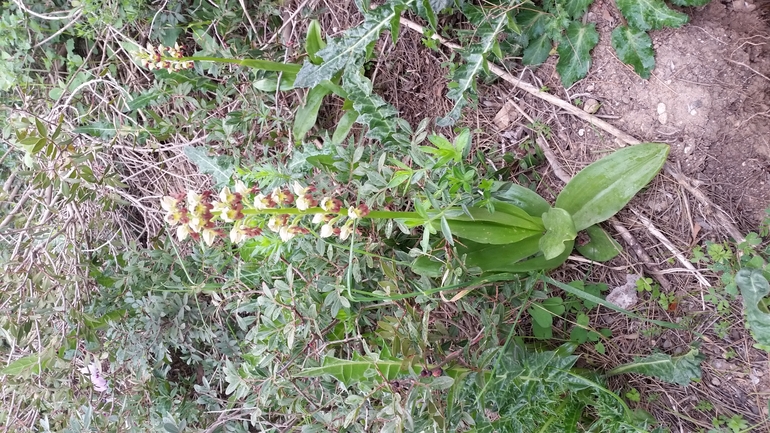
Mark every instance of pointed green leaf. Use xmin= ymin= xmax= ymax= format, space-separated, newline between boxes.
xmin=539 ymin=207 xmax=577 ymax=260
xmin=296 ymin=355 xmax=412 ymax=386
xmin=444 ymin=220 xmax=542 ymax=245
xmin=332 ymin=109 xmax=358 ymax=144
xmin=529 ymin=304 xmax=554 ymax=328
xmin=305 ymin=20 xmax=327 ymax=64
xmin=611 ymin=26 xmax=655 ymax=79
xmin=555 ymin=143 xmax=669 ymax=231
xmin=492 ymin=183 xmax=551 ymax=217
xmin=0 ymin=353 xmax=51 ymax=377
xmin=736 ymin=269 xmax=770 ymax=351
xmin=342 ymin=66 xmax=405 ymax=145
xmin=556 ymin=22 xmax=599 ymax=87
xmin=607 ymin=349 xmax=704 ymax=385
xmin=293 ymin=84 xmax=332 ymax=141
xmin=517 ymin=7 xmax=552 ymax=38
xmin=616 ymin=0 xmax=689 ymax=31
xmin=576 ymin=224 xmax=622 ymax=262
xmin=442 ymin=205 xmax=544 ymax=232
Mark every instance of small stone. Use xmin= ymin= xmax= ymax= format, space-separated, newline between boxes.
xmin=684 ymin=144 xmax=693 ymax=155
xmin=658 ymin=112 xmax=668 ymax=125
xmin=578 ymin=128 xmax=585 ymax=137
xmin=585 ymin=84 xmax=595 ymax=92
xmin=690 ymin=109 xmax=697 ymax=116
xmin=606 ymin=274 xmax=640 ymax=309
xmin=711 ymin=377 xmax=721 ymax=386
xmin=663 ymin=339 xmax=673 ymax=349
xmin=657 ymin=103 xmax=667 ymax=114
xmin=583 ymin=98 xmax=601 ymax=114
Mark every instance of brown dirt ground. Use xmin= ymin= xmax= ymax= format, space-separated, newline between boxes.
xmin=312 ymin=0 xmax=770 ymax=430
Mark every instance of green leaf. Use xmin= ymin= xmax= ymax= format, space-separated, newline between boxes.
xmin=576 ymin=225 xmax=622 ymax=262
xmin=611 ymin=26 xmax=655 ymax=79
xmin=556 ymin=22 xmax=599 ymax=87
xmin=293 ymin=84 xmax=332 ymax=142
xmin=419 ymin=0 xmax=453 ymax=28
xmin=736 ymin=269 xmax=770 ymax=351
xmin=670 ymin=0 xmax=711 ymax=5
xmin=296 ymin=354 xmax=412 ymax=386
xmin=183 ymin=146 xmax=234 ymax=187
xmin=517 ymin=7 xmax=552 ymax=38
xmin=0 ymin=353 xmax=49 ymax=376
xmin=616 ymin=0 xmax=689 ymax=31
xmin=411 ymin=256 xmax=444 ymax=278
xmin=462 ymin=236 xmax=543 ymax=271
xmin=555 ymin=143 xmax=669 ymax=231
xmin=561 ymin=0 xmax=595 ymax=20
xmin=492 ymin=182 xmax=551 ymax=217
xmin=332 ymin=109 xmax=358 ymax=144
xmin=294 ymin=0 xmax=414 ymax=88
xmin=443 ymin=219 xmax=542 ymax=245
xmin=529 ymin=304 xmax=554 ymax=328
xmin=539 ymin=207 xmax=577 ymax=260
xmin=305 ymin=20 xmax=326 ymax=64
xmin=438 ymin=12 xmax=508 ymax=126
xmin=342 ymin=67 xmax=406 ymax=145
xmin=607 ymin=349 xmax=704 ymax=385
xmin=522 ymin=33 xmax=553 ymax=66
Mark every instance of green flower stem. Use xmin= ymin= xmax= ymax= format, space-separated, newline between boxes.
xmin=175 ymin=56 xmax=301 ymax=74
xmin=240 ymin=207 xmax=420 ymax=220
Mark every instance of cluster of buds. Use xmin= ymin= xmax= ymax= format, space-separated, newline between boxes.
xmin=160 ymin=179 xmax=372 ymax=247
xmin=137 ymin=42 xmax=194 ymax=72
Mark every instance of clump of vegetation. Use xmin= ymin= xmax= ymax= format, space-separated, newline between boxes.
xmin=1 ymin=0 xmax=767 ymax=431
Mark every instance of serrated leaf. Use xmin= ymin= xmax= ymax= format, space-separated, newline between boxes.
xmin=522 ymin=33 xmax=552 ymax=65
xmin=342 ymin=67 xmax=404 ymax=145
xmin=560 ymin=0 xmax=595 ymax=20
xmin=576 ymin=224 xmax=622 ymax=262
xmin=438 ymin=13 xmax=508 ymax=126
xmin=294 ymin=0 xmax=414 ymax=88
xmin=183 ymin=146 xmax=234 ymax=187
xmin=616 ymin=0 xmax=689 ymax=31
xmin=539 ymin=207 xmax=576 ymax=260
xmin=556 ymin=22 xmax=599 ymax=87
xmin=607 ymin=349 xmax=704 ymax=385
xmin=611 ymin=26 xmax=655 ymax=78
xmin=555 ymin=143 xmax=669 ymax=231
xmin=670 ymin=0 xmax=711 ymax=5
xmin=517 ymin=7 xmax=552 ymax=38
xmin=736 ymin=269 xmax=770 ymax=351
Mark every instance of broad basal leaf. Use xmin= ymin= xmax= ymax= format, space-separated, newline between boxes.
xmin=492 ymin=182 xmax=551 ymax=217
xmin=607 ymin=349 xmax=704 ymax=385
xmin=539 ymin=207 xmax=576 ymax=260
xmin=461 ymin=236 xmax=542 ymax=271
xmin=294 ymin=0 xmax=415 ymax=88
xmin=616 ymin=0 xmax=689 ymax=31
xmin=437 ymin=11 xmax=508 ymax=126
xmin=556 ymin=22 xmax=599 ymax=87
xmin=576 ymin=224 xmax=622 ymax=262
xmin=183 ymin=146 xmax=234 ymax=187
xmin=611 ymin=26 xmax=655 ymax=78
xmin=555 ymin=143 xmax=669 ymax=231
xmin=736 ymin=269 xmax=770 ymax=351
